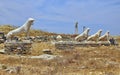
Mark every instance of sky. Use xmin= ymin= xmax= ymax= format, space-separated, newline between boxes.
xmin=0 ymin=0 xmax=120 ymax=35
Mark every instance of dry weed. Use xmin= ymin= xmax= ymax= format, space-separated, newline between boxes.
xmin=0 ymin=37 xmax=119 ymax=75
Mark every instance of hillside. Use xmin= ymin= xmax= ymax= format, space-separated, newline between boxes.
xmin=0 ymin=41 xmax=120 ymax=75
xmin=0 ymin=25 xmax=56 ymax=37
xmin=0 ymin=25 xmax=120 ymax=75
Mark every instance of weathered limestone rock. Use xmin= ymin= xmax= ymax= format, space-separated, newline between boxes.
xmin=30 ymin=54 xmax=62 ymax=60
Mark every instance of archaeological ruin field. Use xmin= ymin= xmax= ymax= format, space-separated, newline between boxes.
xmin=0 ymin=25 xmax=120 ymax=75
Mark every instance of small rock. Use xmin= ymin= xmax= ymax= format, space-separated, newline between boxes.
xmin=42 ymin=49 xmax=52 ymax=54
xmin=5 ymin=66 xmax=21 ymax=74
xmin=0 ymin=49 xmax=5 ymax=54
xmin=0 ymin=64 xmax=7 ymax=69
xmin=80 ymin=66 xmax=86 ymax=69
xmin=2 ymin=65 xmax=7 ymax=69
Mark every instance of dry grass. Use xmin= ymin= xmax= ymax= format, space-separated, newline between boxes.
xmin=0 ymin=41 xmax=120 ymax=75
xmin=0 ymin=25 xmax=56 ymax=36
xmin=0 ymin=25 xmax=120 ymax=75
xmin=31 ymin=42 xmax=56 ymax=55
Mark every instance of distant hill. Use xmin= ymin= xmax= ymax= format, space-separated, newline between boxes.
xmin=0 ymin=25 xmax=56 ymax=37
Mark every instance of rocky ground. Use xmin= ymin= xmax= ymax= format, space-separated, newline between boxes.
xmin=0 ymin=41 xmax=120 ymax=75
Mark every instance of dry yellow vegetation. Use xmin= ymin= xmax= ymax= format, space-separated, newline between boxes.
xmin=0 ymin=41 xmax=120 ymax=75
xmin=0 ymin=25 xmax=120 ymax=75
xmin=0 ymin=25 xmax=56 ymax=37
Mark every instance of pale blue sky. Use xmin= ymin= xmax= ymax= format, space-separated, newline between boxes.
xmin=0 ymin=0 xmax=120 ymax=35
